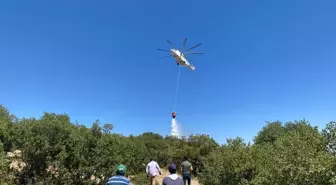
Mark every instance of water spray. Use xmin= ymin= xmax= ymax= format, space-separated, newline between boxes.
xmin=171 ymin=112 xmax=180 ymax=138
xmin=171 ymin=121 xmax=179 ymax=138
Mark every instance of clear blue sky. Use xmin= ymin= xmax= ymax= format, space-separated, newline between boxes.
xmin=1 ymin=0 xmax=336 ymax=144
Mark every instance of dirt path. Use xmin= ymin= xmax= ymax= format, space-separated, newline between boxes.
xmin=142 ymin=169 xmax=200 ymax=185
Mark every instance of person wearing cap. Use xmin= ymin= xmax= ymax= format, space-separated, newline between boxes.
xmin=146 ymin=158 xmax=162 ymax=185
xmin=162 ymin=163 xmax=184 ymax=185
xmin=106 ymin=164 xmax=131 ymax=185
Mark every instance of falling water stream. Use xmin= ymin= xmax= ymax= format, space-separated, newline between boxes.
xmin=171 ymin=118 xmax=180 ymax=138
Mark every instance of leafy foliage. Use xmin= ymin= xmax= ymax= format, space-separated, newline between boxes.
xmin=200 ymin=120 xmax=336 ymax=185
xmin=130 ymin=173 xmax=149 ymax=185
xmin=251 ymin=121 xmax=336 ymax=185
xmin=0 ymin=105 xmax=336 ymax=184
xmin=322 ymin=121 xmax=336 ymax=155
xmin=254 ymin=121 xmax=285 ymax=145
xmin=200 ymin=137 xmax=252 ymax=185
xmin=0 ymin=142 xmax=10 ymax=182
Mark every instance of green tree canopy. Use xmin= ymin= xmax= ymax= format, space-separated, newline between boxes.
xmin=0 ymin=105 xmax=335 ymax=185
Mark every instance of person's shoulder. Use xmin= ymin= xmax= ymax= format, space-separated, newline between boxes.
xmin=177 ymin=176 xmax=183 ymax=180
xmin=162 ymin=176 xmax=171 ymax=180
xmin=122 ymin=176 xmax=131 ymax=182
xmin=107 ymin=175 xmax=130 ymax=184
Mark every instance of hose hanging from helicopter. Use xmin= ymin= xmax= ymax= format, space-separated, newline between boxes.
xmin=172 ymin=39 xmax=185 ymax=115
xmin=157 ymin=38 xmax=204 ymax=119
xmin=173 ymin=67 xmax=181 ymax=113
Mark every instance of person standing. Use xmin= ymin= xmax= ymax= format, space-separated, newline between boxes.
xmin=146 ymin=159 xmax=162 ymax=185
xmin=180 ymin=156 xmax=193 ymax=185
xmin=106 ymin=164 xmax=131 ymax=185
xmin=162 ymin=163 xmax=184 ymax=185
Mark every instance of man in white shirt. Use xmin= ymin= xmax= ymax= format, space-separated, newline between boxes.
xmin=146 ymin=158 xmax=162 ymax=185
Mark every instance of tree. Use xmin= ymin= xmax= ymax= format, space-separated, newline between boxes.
xmin=322 ymin=121 xmax=336 ymax=155
xmin=102 ymin=123 xmax=114 ymax=134
xmin=91 ymin=120 xmax=102 ymax=138
xmin=199 ymin=137 xmax=252 ymax=185
xmin=0 ymin=105 xmax=14 ymax=151
xmin=2 ymin=105 xmax=336 ymax=184
xmin=254 ymin=121 xmax=285 ymax=145
xmin=251 ymin=120 xmax=336 ymax=185
xmin=0 ymin=141 xmax=10 ymax=183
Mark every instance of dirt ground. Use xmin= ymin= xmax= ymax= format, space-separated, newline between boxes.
xmin=136 ymin=169 xmax=200 ymax=185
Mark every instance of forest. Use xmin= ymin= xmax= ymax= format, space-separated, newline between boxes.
xmin=1 ymin=104 xmax=336 ymax=185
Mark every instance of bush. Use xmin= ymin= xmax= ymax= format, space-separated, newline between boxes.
xmin=1 ymin=105 xmax=336 ymax=184
xmin=131 ymin=173 xmax=148 ymax=185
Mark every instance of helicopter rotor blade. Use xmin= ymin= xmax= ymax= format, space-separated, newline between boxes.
xmin=180 ymin=38 xmax=188 ymax=58
xmin=182 ymin=38 xmax=187 ymax=53
xmin=157 ymin=48 xmax=170 ymax=52
xmin=185 ymin=52 xmax=204 ymax=55
xmin=167 ymin=40 xmax=177 ymax=49
xmin=186 ymin=43 xmax=202 ymax=51
xmin=160 ymin=55 xmax=172 ymax=59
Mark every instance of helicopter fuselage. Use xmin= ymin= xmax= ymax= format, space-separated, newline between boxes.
xmin=170 ymin=49 xmax=195 ymax=71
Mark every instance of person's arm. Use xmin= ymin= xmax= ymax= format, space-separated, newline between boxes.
xmin=189 ymin=162 xmax=193 ymax=171
xmin=146 ymin=164 xmax=149 ymax=175
xmin=156 ymin=162 xmax=161 ymax=174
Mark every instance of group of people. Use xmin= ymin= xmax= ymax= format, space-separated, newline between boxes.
xmin=106 ymin=156 xmax=193 ymax=185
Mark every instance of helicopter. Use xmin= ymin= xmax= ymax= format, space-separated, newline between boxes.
xmin=158 ymin=38 xmax=204 ymax=71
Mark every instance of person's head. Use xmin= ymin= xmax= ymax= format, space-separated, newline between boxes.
xmin=116 ymin=164 xmax=127 ymax=176
xmin=168 ymin=163 xmax=177 ymax=174
xmin=184 ymin=156 xmax=188 ymax=161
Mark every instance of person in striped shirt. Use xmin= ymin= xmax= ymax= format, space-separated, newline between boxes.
xmin=106 ymin=164 xmax=131 ymax=185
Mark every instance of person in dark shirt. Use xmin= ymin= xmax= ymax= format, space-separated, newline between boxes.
xmin=106 ymin=164 xmax=131 ymax=185
xmin=162 ymin=163 xmax=184 ymax=185
xmin=180 ymin=156 xmax=193 ymax=185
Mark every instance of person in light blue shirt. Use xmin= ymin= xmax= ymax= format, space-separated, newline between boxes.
xmin=106 ymin=164 xmax=131 ymax=185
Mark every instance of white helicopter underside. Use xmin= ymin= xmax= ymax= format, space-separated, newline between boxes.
xmin=170 ymin=49 xmax=189 ymax=65
xmin=158 ymin=38 xmax=203 ymax=71
xmin=171 ymin=49 xmax=195 ymax=71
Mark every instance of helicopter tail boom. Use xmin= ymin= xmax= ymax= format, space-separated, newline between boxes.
xmin=188 ymin=65 xmax=196 ymax=71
